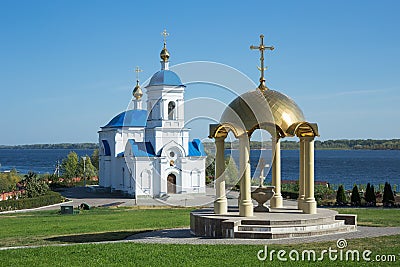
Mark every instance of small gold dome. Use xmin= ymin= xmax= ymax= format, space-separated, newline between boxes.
xmin=132 ymin=80 xmax=143 ymax=100
xmin=160 ymin=45 xmax=170 ymax=62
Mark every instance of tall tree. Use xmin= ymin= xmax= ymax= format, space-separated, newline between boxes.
xmin=336 ymin=185 xmax=347 ymax=206
xmin=350 ymin=184 xmax=361 ymax=206
xmin=365 ymin=183 xmax=376 ymax=206
xmin=383 ymin=182 xmax=395 ymax=207
xmin=61 ymin=151 xmax=79 ymax=179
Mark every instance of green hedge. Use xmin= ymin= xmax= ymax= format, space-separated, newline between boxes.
xmin=0 ymin=191 xmax=64 ymax=211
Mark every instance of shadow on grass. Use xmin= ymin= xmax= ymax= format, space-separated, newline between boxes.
xmin=44 ymin=231 xmax=149 ymax=243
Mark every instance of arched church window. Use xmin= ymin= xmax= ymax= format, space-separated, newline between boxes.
xmin=168 ymin=101 xmax=176 ymax=120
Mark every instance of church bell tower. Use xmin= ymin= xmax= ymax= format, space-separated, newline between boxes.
xmin=145 ymin=29 xmax=189 ymax=154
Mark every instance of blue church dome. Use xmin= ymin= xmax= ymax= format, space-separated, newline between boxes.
xmin=147 ymin=70 xmax=184 ymax=86
xmin=103 ymin=109 xmax=147 ymax=128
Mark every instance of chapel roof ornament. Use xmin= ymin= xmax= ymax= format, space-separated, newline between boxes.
xmin=133 ymin=66 xmax=143 ymax=100
xmin=250 ymin=34 xmax=274 ymax=91
xmin=160 ymin=29 xmax=170 ymax=62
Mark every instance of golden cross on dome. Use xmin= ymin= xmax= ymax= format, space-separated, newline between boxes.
xmin=134 ymin=66 xmax=143 ymax=81
xmin=161 ymin=29 xmax=169 ymax=46
xmin=250 ymin=34 xmax=274 ymax=91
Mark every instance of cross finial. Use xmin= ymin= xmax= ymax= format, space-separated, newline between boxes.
xmin=250 ymin=34 xmax=274 ymax=91
xmin=133 ymin=66 xmax=143 ymax=101
xmin=134 ymin=66 xmax=143 ymax=81
xmin=161 ymin=29 xmax=169 ymax=46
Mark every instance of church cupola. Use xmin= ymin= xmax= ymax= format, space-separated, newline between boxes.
xmin=160 ymin=29 xmax=170 ymax=70
xmin=132 ymin=66 xmax=143 ymax=110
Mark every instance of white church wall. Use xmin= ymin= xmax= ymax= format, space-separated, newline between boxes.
xmin=125 ymin=157 xmax=135 ymax=196
xmin=180 ymin=158 xmax=206 ymax=194
xmin=134 ymin=159 xmax=156 ymax=197
xmin=114 ymin=131 xmax=124 ymax=157
xmin=99 ymin=156 xmax=111 ymax=188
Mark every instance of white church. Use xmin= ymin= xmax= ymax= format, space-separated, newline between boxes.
xmin=98 ymin=34 xmax=206 ymax=198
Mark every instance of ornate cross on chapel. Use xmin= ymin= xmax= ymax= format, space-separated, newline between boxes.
xmin=160 ymin=29 xmax=170 ymax=63
xmin=135 ymin=66 xmax=143 ymax=81
xmin=134 ymin=66 xmax=143 ymax=85
xmin=161 ymin=29 xmax=169 ymax=46
xmin=250 ymin=34 xmax=274 ymax=91
xmin=132 ymin=66 xmax=143 ymax=100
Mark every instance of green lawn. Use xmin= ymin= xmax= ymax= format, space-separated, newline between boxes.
xmin=1 ymin=207 xmax=399 ymax=266
xmin=333 ymin=208 xmax=400 ymax=227
xmin=0 ymin=207 xmax=190 ymax=247
xmin=1 ymin=235 xmax=399 ymax=266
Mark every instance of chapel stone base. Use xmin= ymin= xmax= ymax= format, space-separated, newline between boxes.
xmin=190 ymin=208 xmax=357 ymax=239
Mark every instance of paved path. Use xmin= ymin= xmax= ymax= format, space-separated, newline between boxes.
xmin=125 ymin=226 xmax=400 ymax=245
xmin=16 ymin=186 xmax=242 ymax=211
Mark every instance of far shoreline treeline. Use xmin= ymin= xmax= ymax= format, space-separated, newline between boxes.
xmin=0 ymin=143 xmax=98 ymax=150
xmin=1 ymin=139 xmax=400 ymax=150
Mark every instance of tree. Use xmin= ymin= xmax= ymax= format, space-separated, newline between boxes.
xmin=77 ymin=156 xmax=97 ymax=179
xmin=383 ymin=182 xmax=395 ymax=207
xmin=224 ymin=156 xmax=239 ymax=189
xmin=61 ymin=151 xmax=79 ymax=179
xmin=0 ymin=169 xmax=20 ymax=192
xmin=91 ymin=149 xmax=99 ymax=170
xmin=350 ymin=184 xmax=361 ymax=206
xmin=371 ymin=185 xmax=377 ymax=204
xmin=22 ymin=171 xmax=49 ymax=198
xmin=365 ymin=183 xmax=376 ymax=206
xmin=336 ymin=185 xmax=347 ymax=206
xmin=204 ymin=148 xmax=215 ymax=184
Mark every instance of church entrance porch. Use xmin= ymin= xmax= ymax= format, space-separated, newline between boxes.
xmin=167 ymin=173 xmax=177 ymax=194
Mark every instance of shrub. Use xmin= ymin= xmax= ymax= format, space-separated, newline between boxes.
xmin=383 ymin=182 xmax=395 ymax=207
xmin=0 ymin=191 xmax=64 ymax=211
xmin=336 ymin=185 xmax=347 ymax=206
xmin=351 ymin=184 xmax=361 ymax=206
xmin=21 ymin=171 xmax=49 ymax=198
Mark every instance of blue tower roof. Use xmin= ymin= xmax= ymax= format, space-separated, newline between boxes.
xmin=103 ymin=109 xmax=147 ymax=128
xmin=147 ymin=70 xmax=184 ymax=87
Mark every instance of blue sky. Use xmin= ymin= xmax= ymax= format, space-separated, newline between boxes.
xmin=0 ymin=0 xmax=399 ymax=145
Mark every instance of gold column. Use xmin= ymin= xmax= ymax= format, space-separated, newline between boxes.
xmin=214 ymin=136 xmax=228 ymax=214
xmin=270 ymin=137 xmax=283 ymax=208
xmin=239 ymin=134 xmax=253 ymax=217
xmin=298 ymin=138 xmax=305 ymax=210
xmin=303 ymin=136 xmax=317 ymax=214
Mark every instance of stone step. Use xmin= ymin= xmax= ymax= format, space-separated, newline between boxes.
xmin=237 ymin=220 xmax=345 ymax=233
xmin=240 ymin=215 xmax=337 ymax=226
xmin=234 ymin=225 xmax=356 ymax=239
